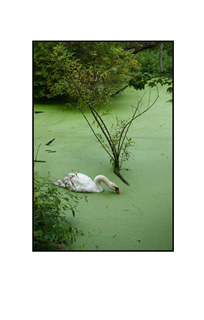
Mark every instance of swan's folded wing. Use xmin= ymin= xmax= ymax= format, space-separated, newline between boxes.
xmin=68 ymin=173 xmax=99 ymax=192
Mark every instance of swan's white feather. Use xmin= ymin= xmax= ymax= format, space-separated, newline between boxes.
xmin=66 ymin=173 xmax=102 ymax=193
xmin=52 ymin=173 xmax=120 ymax=193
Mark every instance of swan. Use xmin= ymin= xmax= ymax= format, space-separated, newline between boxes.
xmin=52 ymin=173 xmax=120 ymax=193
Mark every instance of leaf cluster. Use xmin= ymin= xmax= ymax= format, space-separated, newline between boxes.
xmin=126 ymin=71 xmax=173 ymax=103
xmin=33 ymin=172 xmax=84 ymax=251
xmin=33 ymin=42 xmax=140 ymax=104
xmin=96 ymin=116 xmax=135 ymax=169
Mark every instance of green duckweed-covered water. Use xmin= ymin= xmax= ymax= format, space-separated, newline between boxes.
xmin=34 ymin=85 xmax=173 ymax=251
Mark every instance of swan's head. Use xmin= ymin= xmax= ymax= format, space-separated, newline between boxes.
xmin=110 ymin=183 xmax=120 ymax=194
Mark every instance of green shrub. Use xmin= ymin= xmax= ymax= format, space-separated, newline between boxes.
xmin=33 ymin=172 xmax=85 ymax=251
xmin=135 ymin=46 xmax=173 ymax=74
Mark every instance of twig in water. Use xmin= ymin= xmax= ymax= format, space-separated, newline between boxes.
xmin=46 ymin=138 xmax=55 ymax=146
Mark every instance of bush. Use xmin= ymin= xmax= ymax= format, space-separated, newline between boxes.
xmin=33 ymin=172 xmax=85 ymax=251
xmin=135 ymin=45 xmax=173 ymax=74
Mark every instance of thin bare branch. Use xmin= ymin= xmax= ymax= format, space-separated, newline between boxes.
xmin=117 ymin=86 xmax=159 ymax=156
xmin=63 ymin=66 xmax=116 ymax=156
xmin=34 ymin=144 xmax=41 ymax=167
xmin=117 ymin=92 xmax=146 ymax=154
xmin=78 ymin=104 xmax=113 ymax=158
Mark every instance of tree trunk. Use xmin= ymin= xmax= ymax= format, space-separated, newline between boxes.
xmin=159 ymin=42 xmax=164 ymax=72
xmin=114 ymin=160 xmax=130 ymax=186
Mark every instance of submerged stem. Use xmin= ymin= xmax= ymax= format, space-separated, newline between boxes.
xmin=114 ymin=167 xmax=130 ymax=186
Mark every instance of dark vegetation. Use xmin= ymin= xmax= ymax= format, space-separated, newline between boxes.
xmin=34 ymin=41 xmax=172 ymax=101
xmin=34 ymin=171 xmax=88 ymax=251
xmin=33 ymin=145 xmax=87 ymax=251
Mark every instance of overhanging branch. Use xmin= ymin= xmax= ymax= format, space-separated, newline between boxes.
xmin=124 ymin=41 xmax=162 ymax=54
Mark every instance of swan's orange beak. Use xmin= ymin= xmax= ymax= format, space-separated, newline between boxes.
xmin=115 ymin=188 xmax=120 ymax=194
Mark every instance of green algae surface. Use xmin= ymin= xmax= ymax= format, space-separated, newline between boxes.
xmin=34 ymin=85 xmax=173 ymax=251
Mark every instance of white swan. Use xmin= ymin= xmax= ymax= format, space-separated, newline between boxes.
xmin=52 ymin=173 xmax=120 ymax=193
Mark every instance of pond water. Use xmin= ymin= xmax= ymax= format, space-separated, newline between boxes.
xmin=34 ymin=85 xmax=173 ymax=251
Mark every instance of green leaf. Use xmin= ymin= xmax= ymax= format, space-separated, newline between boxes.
xmin=166 ymin=87 xmax=172 ymax=93
xmin=148 ymin=82 xmax=156 ymax=88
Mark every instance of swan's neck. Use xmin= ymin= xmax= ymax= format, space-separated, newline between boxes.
xmin=94 ymin=175 xmax=112 ymax=191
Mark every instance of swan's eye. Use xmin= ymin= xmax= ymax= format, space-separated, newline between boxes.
xmin=115 ymin=187 xmax=120 ymax=194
